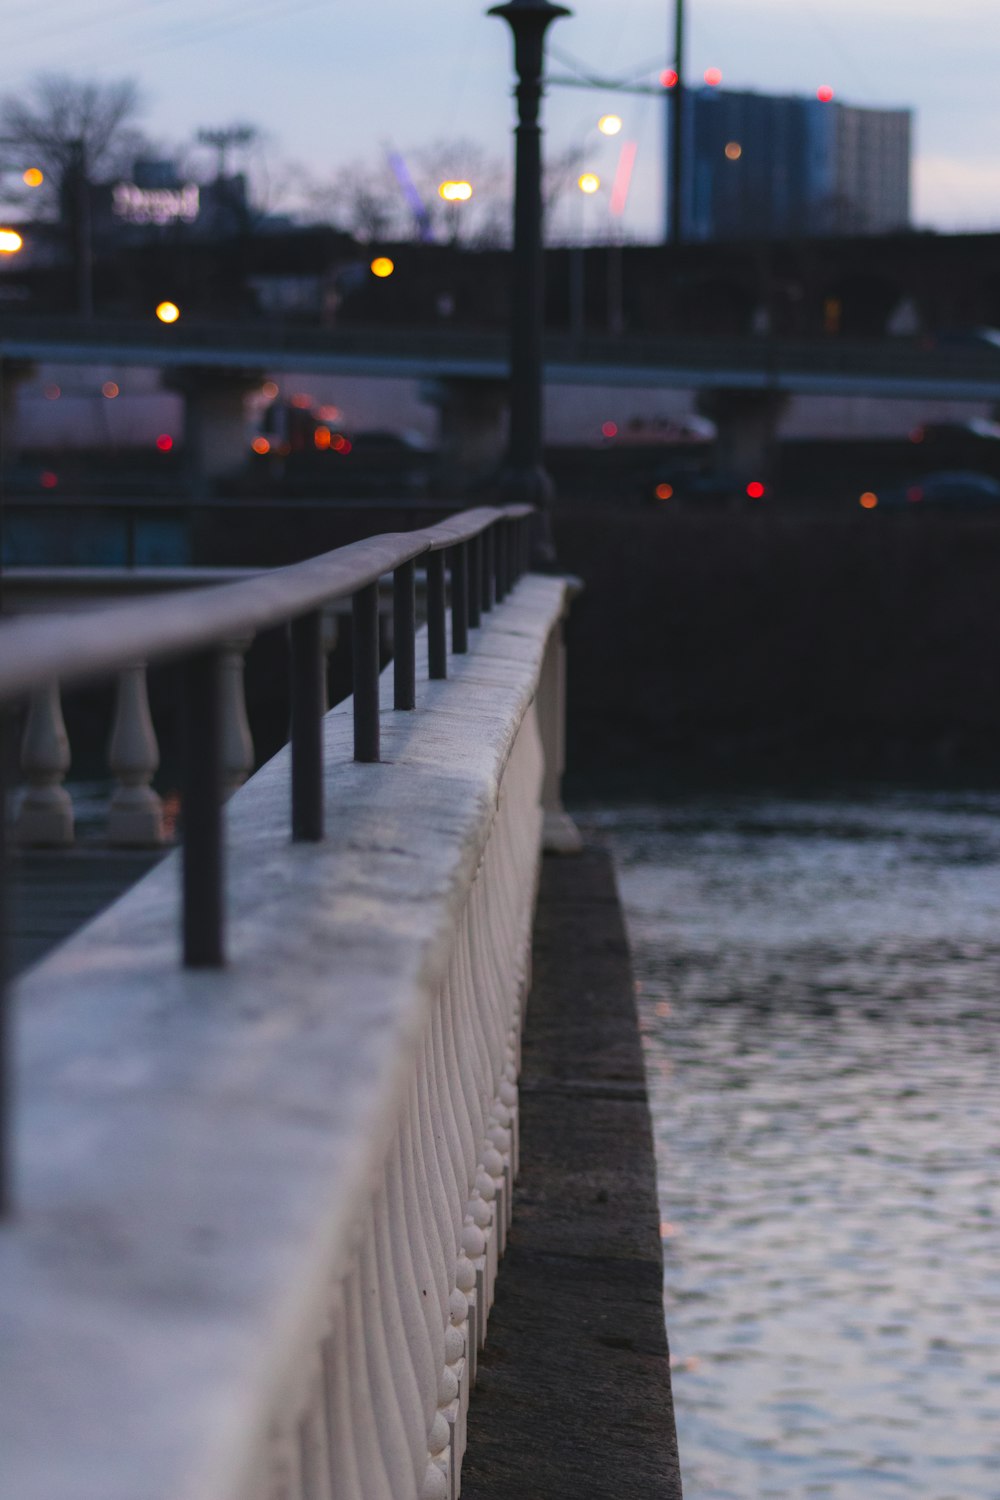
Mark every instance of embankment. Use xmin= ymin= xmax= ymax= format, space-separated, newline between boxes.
xmin=556 ymin=506 xmax=1000 ymax=782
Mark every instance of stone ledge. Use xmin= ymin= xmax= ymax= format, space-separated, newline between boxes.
xmin=461 ymin=847 xmax=683 ymax=1499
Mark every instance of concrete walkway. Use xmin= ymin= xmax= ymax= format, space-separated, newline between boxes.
xmin=462 ymin=847 xmax=683 ymax=1499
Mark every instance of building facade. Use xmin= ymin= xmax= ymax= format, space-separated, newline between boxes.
xmin=673 ymin=88 xmax=911 ymax=241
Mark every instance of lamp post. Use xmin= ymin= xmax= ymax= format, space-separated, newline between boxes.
xmin=489 ymin=0 xmax=571 ymax=557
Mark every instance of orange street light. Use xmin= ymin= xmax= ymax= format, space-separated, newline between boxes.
xmin=439 ymin=180 xmax=473 ymax=202
xmin=155 ymin=300 xmax=180 ymax=323
xmin=22 ymin=167 xmax=44 ymax=187
xmin=370 ymin=256 xmax=395 ymax=278
xmin=0 ymin=228 xmax=24 ymax=254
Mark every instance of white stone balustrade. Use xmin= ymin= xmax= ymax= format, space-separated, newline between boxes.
xmin=0 ymin=574 xmax=574 ymax=1500
xmin=14 ymin=679 xmax=74 ymax=846
xmin=2 ymin=568 xmax=262 ymax=845
xmin=107 ymin=663 xmax=165 ymax=845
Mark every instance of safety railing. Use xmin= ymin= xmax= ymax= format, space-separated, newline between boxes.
xmin=0 ymin=499 xmax=581 ymax=1500
xmin=0 ymin=503 xmax=534 ymax=1209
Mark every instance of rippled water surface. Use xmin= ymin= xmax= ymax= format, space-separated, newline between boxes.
xmin=595 ymin=792 xmax=1000 ymax=1500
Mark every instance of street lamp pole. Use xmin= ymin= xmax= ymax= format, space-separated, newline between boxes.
xmin=669 ymin=0 xmax=685 ymax=245
xmin=489 ymin=0 xmax=571 ymax=557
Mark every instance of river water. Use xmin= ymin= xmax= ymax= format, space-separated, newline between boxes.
xmin=593 ymin=791 xmax=1000 ymax=1500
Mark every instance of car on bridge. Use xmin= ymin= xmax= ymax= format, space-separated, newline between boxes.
xmin=863 ymin=469 xmax=1000 ymax=511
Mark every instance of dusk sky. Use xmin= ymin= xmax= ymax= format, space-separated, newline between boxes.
xmin=4 ymin=0 xmax=1000 ymax=239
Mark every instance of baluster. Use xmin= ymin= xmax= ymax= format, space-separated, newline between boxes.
xmin=352 ymin=584 xmax=380 ymax=764
xmin=107 ymin=662 xmax=165 ymax=846
xmin=220 ymin=636 xmax=255 ymax=797
xmin=450 ymin=545 xmax=468 ymax=656
xmin=393 ymin=561 xmax=416 ymax=711
xmin=182 ymin=649 xmax=224 ymax=968
xmin=320 ymin=611 xmax=339 ymax=712
xmin=426 ymin=553 xmax=447 ymax=681
xmin=15 ymin=681 xmax=73 ymax=846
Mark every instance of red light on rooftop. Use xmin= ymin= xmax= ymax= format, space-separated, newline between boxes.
xmin=704 ymin=67 xmax=722 ymax=87
xmin=746 ymin=480 xmax=765 ymax=499
xmin=40 ymin=470 xmax=57 ymax=489
xmin=660 ymin=68 xmax=678 ymax=89
xmin=156 ymin=433 xmax=173 ymax=452
xmin=290 ymin=392 xmax=312 ymax=409
xmin=654 ymin=482 xmax=674 ymax=500
xmin=907 ymin=485 xmax=924 ymax=503
xmin=910 ymin=426 xmax=925 ymax=443
xmin=251 ymin=436 xmax=271 ymax=455
xmin=601 ymin=420 xmax=618 ymax=438
xmin=314 ymin=425 xmax=332 ymax=450
xmin=331 ymin=432 xmax=347 ymax=452
xmin=817 ymin=85 xmax=834 ymax=103
xmin=859 ymin=491 xmax=878 ymax=509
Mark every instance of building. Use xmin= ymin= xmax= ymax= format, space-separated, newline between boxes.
xmin=673 ymin=87 xmax=911 ymax=241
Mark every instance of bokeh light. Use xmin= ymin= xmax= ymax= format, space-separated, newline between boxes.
xmin=859 ymin=491 xmax=878 ymax=509
xmin=704 ymin=67 xmax=723 ymax=86
xmin=598 ymin=114 xmax=623 ymax=136
xmin=156 ymin=433 xmax=173 ymax=452
xmin=746 ymin=481 xmax=765 ymax=498
xmin=370 ymin=256 xmax=395 ymax=278
xmin=102 ymin=381 xmax=119 ymax=399
xmin=40 ymin=470 xmax=57 ymax=489
xmin=601 ymin=420 xmax=618 ymax=438
xmin=438 ymin=180 xmax=473 ymax=202
xmin=578 ymin=173 xmax=601 ymax=195
xmin=725 ymin=141 xmax=742 ymax=161
xmin=262 ymin=380 xmax=279 ymax=399
xmin=0 ymin=229 xmax=24 ymax=253
xmin=155 ymin=300 xmax=180 ymax=323
xmin=817 ymin=85 xmax=834 ymax=103
xmin=22 ymin=168 xmax=43 ymax=187
xmin=251 ymin=436 xmax=271 ymax=455
xmin=654 ymin=483 xmax=674 ymax=500
xmin=44 ymin=384 xmax=60 ymax=400
xmin=660 ymin=69 xmax=678 ymax=89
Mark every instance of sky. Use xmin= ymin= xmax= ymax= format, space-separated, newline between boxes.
xmin=2 ymin=0 xmax=1000 ymax=241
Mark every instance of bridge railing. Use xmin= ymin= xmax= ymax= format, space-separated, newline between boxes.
xmin=5 ymin=310 xmax=1000 ymax=388
xmin=0 ymin=502 xmax=579 ymax=1500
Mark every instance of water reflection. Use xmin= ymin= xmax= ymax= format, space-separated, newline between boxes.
xmin=597 ymin=792 xmax=1000 ymax=1500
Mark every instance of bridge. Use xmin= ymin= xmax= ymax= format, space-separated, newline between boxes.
xmin=0 ymin=507 xmax=681 ymax=1500
xmin=3 ymin=312 xmax=1000 ymax=400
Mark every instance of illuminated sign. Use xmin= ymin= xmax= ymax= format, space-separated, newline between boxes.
xmin=112 ymin=182 xmax=200 ymax=225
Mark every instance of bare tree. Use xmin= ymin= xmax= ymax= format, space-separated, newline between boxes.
xmin=1 ymin=74 xmax=147 ymax=215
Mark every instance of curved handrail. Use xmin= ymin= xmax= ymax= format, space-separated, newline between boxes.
xmin=0 ymin=505 xmax=530 ymax=702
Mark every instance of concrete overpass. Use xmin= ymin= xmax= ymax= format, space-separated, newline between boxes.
xmin=3 ymin=313 xmax=1000 ymax=401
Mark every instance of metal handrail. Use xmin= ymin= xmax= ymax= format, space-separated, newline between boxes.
xmin=0 ymin=502 xmax=536 ymax=1213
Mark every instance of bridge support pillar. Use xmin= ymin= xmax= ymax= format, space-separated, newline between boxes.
xmin=696 ymin=387 xmax=789 ymax=491
xmin=420 ymin=376 xmax=509 ymax=497
xmin=165 ymin=366 xmax=264 ymax=497
xmin=0 ymin=359 xmax=36 ymax=466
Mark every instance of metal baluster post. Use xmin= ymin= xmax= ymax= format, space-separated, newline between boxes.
xmin=468 ymin=535 xmax=482 ymax=628
xmin=393 ymin=560 xmax=417 ymax=710
xmin=494 ymin=522 xmax=507 ymax=603
xmin=352 ymin=583 xmax=380 ymax=763
xmin=451 ymin=543 xmax=469 ymax=655
xmin=427 ymin=551 xmax=448 ymax=680
xmin=290 ymin=610 xmax=324 ymax=841
xmin=482 ymin=526 xmax=495 ymax=613
xmin=182 ymin=648 xmax=225 ymax=968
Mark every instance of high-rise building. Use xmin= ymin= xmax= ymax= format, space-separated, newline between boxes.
xmin=672 ymin=88 xmax=911 ymax=241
